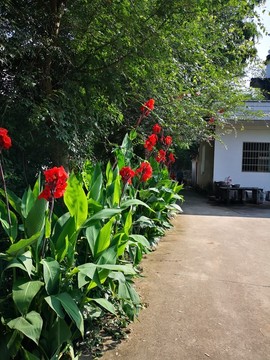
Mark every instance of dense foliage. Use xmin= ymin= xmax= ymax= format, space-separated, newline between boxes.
xmin=0 ymin=101 xmax=185 ymax=359
xmin=0 ymin=0 xmax=264 ymax=188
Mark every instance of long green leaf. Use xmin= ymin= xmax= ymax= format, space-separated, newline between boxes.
xmin=7 ymin=311 xmax=43 ymax=345
xmin=48 ymin=317 xmax=72 ymax=358
xmin=78 ymin=262 xmax=136 ymax=275
xmin=24 ymin=197 xmax=47 ymax=238
xmin=53 ymin=216 xmax=76 ymax=262
xmin=55 ymin=293 xmax=84 ymax=336
xmin=0 ymin=188 xmax=22 ymax=216
xmin=89 ymin=163 xmax=103 ymax=201
xmin=6 ymin=232 xmax=41 ymax=257
xmin=95 ymin=217 xmax=114 ymax=258
xmin=91 ymin=298 xmax=116 ymax=315
xmin=41 ymin=258 xmax=60 ymax=295
xmin=129 ymin=234 xmax=150 ymax=248
xmin=124 ymin=210 xmax=132 ymax=235
xmin=45 ymin=296 xmax=65 ymax=319
xmin=82 ymin=208 xmax=122 ymax=227
xmin=12 ymin=279 xmax=44 ymax=315
xmin=105 ymin=161 xmax=114 ymax=185
xmin=120 ymin=199 xmax=153 ymax=210
xmin=0 ymin=198 xmax=18 ymax=241
xmin=22 ymin=348 xmax=40 ymax=360
xmin=21 ymin=187 xmax=35 ymax=219
xmin=85 ymin=223 xmax=100 ymax=256
xmin=64 ymin=173 xmax=88 ymax=229
xmin=5 ymin=251 xmax=33 ymax=277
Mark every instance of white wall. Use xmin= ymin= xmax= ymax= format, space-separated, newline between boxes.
xmin=213 ymin=124 xmax=270 ymax=191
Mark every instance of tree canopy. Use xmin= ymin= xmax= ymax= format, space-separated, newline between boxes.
xmin=0 ymin=0 xmax=265 ymax=188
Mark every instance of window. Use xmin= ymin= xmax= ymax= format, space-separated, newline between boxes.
xmin=242 ymin=142 xmax=270 ymax=172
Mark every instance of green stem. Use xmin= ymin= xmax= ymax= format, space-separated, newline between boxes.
xmin=0 ymin=156 xmax=12 ymax=230
xmin=41 ymin=197 xmax=55 ymax=258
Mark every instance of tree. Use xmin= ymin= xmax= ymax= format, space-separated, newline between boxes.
xmin=0 ymin=0 xmax=264 ymax=189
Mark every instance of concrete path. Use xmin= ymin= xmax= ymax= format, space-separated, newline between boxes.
xmin=101 ymin=190 xmax=270 ymax=360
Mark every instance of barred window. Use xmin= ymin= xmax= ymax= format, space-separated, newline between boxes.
xmin=242 ymin=142 xmax=270 ymax=172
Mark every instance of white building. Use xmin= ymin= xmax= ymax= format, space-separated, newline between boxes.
xmin=194 ymin=101 xmax=270 ymax=193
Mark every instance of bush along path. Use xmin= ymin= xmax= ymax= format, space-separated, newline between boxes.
xmin=0 ymin=100 xmax=183 ymax=359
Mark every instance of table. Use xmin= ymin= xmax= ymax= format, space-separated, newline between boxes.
xmin=217 ymin=186 xmax=263 ymax=205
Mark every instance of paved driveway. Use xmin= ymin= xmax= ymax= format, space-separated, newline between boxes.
xmin=100 ymin=190 xmax=270 ymax=360
xmin=182 ymin=189 xmax=270 ymax=218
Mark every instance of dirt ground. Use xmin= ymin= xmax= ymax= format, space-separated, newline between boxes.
xmin=99 ymin=191 xmax=270 ymax=360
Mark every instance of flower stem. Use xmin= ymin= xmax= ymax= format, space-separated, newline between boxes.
xmin=41 ymin=197 xmax=55 ymax=258
xmin=135 ymin=114 xmax=144 ymax=129
xmin=0 ymin=156 xmax=12 ymax=230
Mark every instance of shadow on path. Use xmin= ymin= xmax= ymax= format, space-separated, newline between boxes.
xmin=181 ymin=188 xmax=270 ymax=218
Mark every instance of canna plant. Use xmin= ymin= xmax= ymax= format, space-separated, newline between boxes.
xmin=0 ymin=99 xmax=183 ymax=359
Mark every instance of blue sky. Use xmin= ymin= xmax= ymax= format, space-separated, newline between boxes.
xmin=256 ymin=0 xmax=270 ymax=60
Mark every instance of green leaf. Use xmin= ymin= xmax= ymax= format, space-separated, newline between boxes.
xmin=0 ymin=199 xmax=18 ymax=241
xmin=78 ymin=262 xmax=136 ymax=275
xmin=91 ymin=298 xmax=116 ymax=315
xmin=22 ymin=348 xmax=40 ymax=360
xmin=55 ymin=293 xmax=84 ymax=336
xmin=83 ymin=208 xmax=122 ymax=227
xmin=129 ymin=234 xmax=150 ymax=248
xmin=12 ymin=279 xmax=44 ymax=315
xmin=64 ymin=173 xmax=88 ymax=229
xmin=45 ymin=296 xmax=65 ymax=319
xmin=0 ymin=188 xmax=22 ymax=216
xmin=106 ymin=177 xmax=121 ymax=207
xmin=85 ymin=223 xmax=100 ymax=256
xmin=48 ymin=317 xmax=72 ymax=358
xmin=18 ymin=251 xmax=34 ymax=277
xmin=129 ymin=129 xmax=137 ymax=140
xmin=124 ymin=210 xmax=132 ymax=235
xmin=97 ymin=245 xmax=117 ymax=265
xmin=105 ymin=161 xmax=114 ymax=186
xmin=53 ymin=216 xmax=76 ymax=262
xmin=21 ymin=187 xmax=36 ymax=219
xmin=32 ymin=173 xmax=42 ymax=198
xmin=112 ymin=177 xmax=121 ymax=206
xmin=77 ymin=262 xmax=136 ymax=290
xmin=168 ymin=203 xmax=183 ymax=213
xmin=1 ymin=330 xmax=22 ymax=358
xmin=41 ymin=258 xmax=60 ymax=295
xmin=89 ymin=164 xmax=103 ymax=201
xmin=76 ymin=262 xmax=97 ymax=288
xmin=95 ymin=217 xmax=114 ymax=258
xmin=114 ymin=149 xmax=125 ymax=169
xmin=6 ymin=232 xmax=41 ymax=257
xmin=96 ymin=263 xmax=136 ymax=274
xmin=24 ymin=197 xmax=47 ymax=238
xmin=5 ymin=251 xmax=34 ymax=277
xmin=7 ymin=311 xmax=43 ymax=345
xmin=45 ymin=213 xmax=51 ymax=238
xmin=88 ymin=198 xmax=103 ymax=214
xmin=120 ymin=199 xmax=152 ymax=210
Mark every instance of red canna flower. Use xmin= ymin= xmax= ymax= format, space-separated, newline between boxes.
xmin=164 ymin=135 xmax=172 ymax=146
xmin=0 ymin=128 xmax=12 ymax=151
xmin=168 ymin=152 xmax=176 ymax=164
xmin=144 ymin=133 xmax=158 ymax=151
xmin=120 ymin=166 xmax=135 ymax=184
xmin=152 ymin=123 xmax=161 ymax=134
xmin=38 ymin=166 xmax=68 ymax=201
xmin=140 ymin=98 xmax=155 ymax=116
xmin=156 ymin=149 xmax=167 ymax=163
xmin=135 ymin=162 xmax=153 ymax=182
xmin=208 ymin=117 xmax=215 ymax=124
